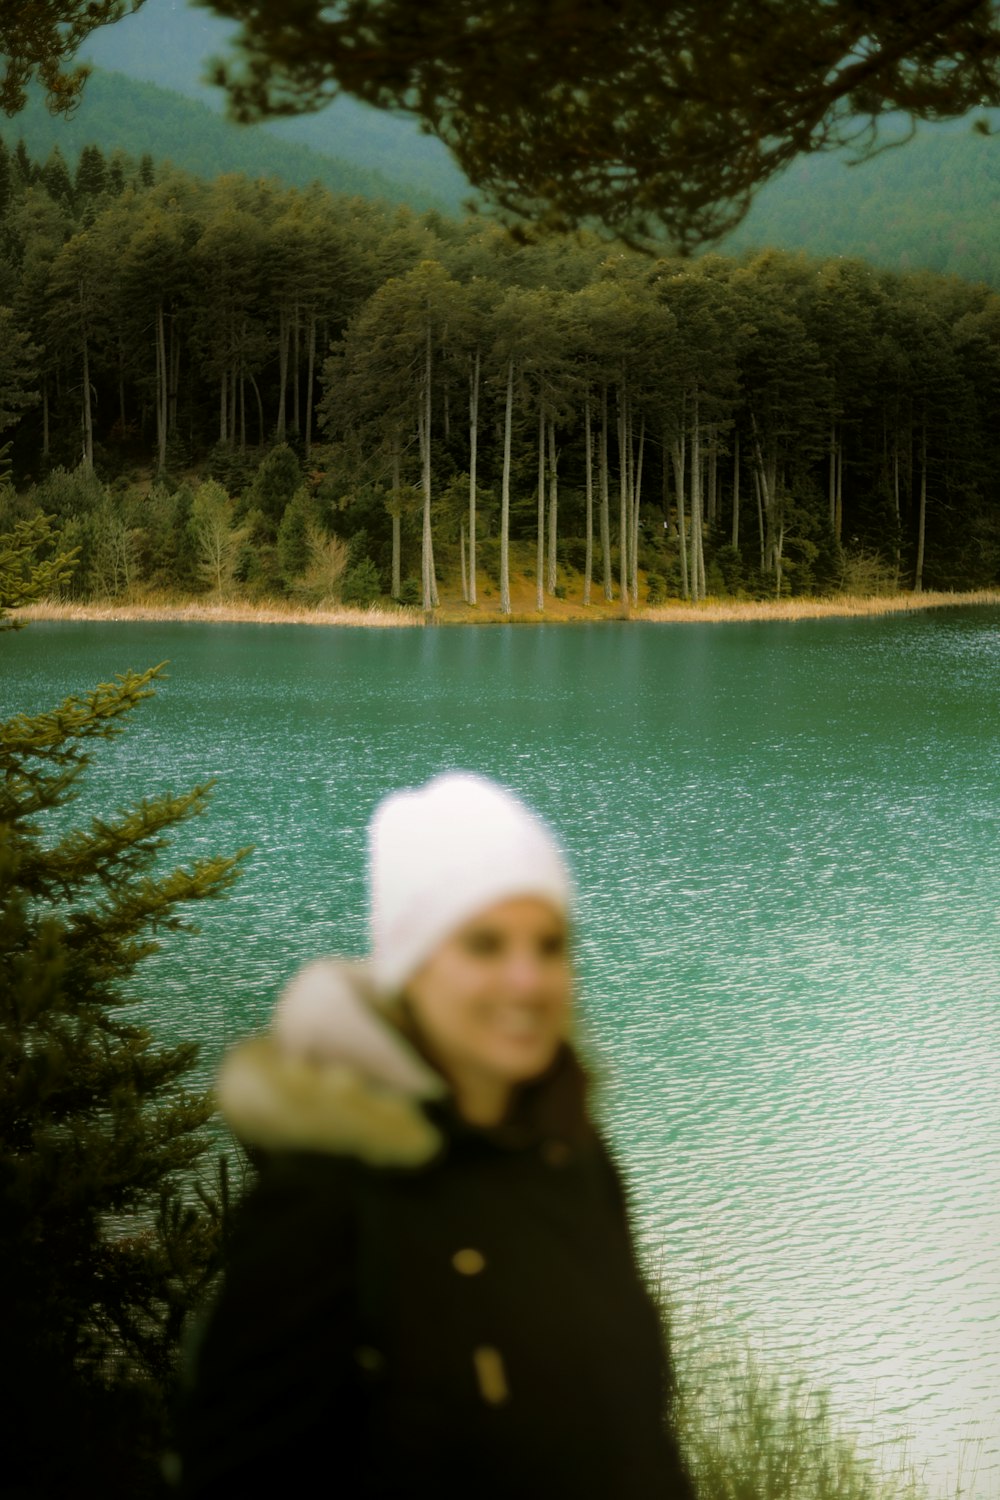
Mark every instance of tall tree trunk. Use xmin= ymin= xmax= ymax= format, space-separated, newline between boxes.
xmin=731 ymin=429 xmax=741 ymax=550
xmin=155 ymin=300 xmax=167 ymax=471
xmin=419 ymin=327 xmax=435 ymax=611
xmin=631 ymin=414 xmax=644 ymax=606
xmin=42 ymin=381 xmax=49 ymax=459
xmin=707 ymin=425 xmax=717 ymax=525
xmin=547 ymin=417 xmax=558 ymax=597
xmin=671 ymin=419 xmax=688 ymax=600
xmin=500 ymin=357 xmax=514 ymax=616
xmin=169 ymin=313 xmax=180 ymax=432
xmin=249 ymin=373 xmax=265 ymax=447
xmin=828 ymin=420 xmax=837 ymax=530
xmin=599 ymin=384 xmax=612 ymax=601
xmin=304 ymin=315 xmax=316 ymax=459
xmin=80 ymin=305 xmax=93 ymax=469
xmin=914 ymin=420 xmax=927 ymax=592
xmin=583 ymin=395 xmax=593 ymax=606
xmin=220 ymin=369 xmax=227 ymax=445
xmin=239 ymin=372 xmax=246 ymax=453
xmin=276 ymin=309 xmax=289 ymax=442
xmin=892 ymin=432 xmax=901 ymax=586
xmin=291 ymin=301 xmax=300 ymax=433
xmin=391 ymin=439 xmax=402 ymax=600
xmin=536 ymin=404 xmax=545 ymax=612
xmin=460 ymin=516 xmax=468 ymax=602
xmin=689 ymin=386 xmax=703 ymax=602
xmin=617 ymin=383 xmax=629 ymax=607
xmin=754 ymin=467 xmax=765 ymax=573
xmin=468 ymin=348 xmax=479 ymax=606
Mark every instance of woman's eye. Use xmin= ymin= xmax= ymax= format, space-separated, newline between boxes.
xmin=462 ymin=929 xmax=503 ymax=957
xmin=538 ymin=932 xmax=567 ymax=959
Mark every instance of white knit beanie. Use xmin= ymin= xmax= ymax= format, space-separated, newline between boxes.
xmin=368 ymin=772 xmax=571 ymax=997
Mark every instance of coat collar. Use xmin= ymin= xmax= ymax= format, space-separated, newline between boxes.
xmin=216 ymin=960 xmax=591 ymax=1169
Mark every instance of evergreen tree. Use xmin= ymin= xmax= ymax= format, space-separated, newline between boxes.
xmin=0 ymin=524 xmax=249 ymax=1494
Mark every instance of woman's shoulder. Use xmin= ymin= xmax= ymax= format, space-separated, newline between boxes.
xmin=215 ymin=961 xmax=447 ymax=1169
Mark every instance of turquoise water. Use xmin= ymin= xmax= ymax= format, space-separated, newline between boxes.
xmin=4 ymin=614 xmax=999 ymax=1493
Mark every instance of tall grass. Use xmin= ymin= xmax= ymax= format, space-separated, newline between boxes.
xmin=676 ymin=1346 xmax=927 ymax=1500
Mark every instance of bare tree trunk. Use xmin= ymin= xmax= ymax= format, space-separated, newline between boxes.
xmin=835 ymin=434 xmax=843 ymax=540
xmin=80 ymin=315 xmax=93 ymax=469
xmin=828 ymin=421 xmax=837 ymax=530
xmin=220 ymin=369 xmax=227 ymax=445
xmin=536 ymin=404 xmax=545 ymax=612
xmin=914 ymin=421 xmax=927 ymax=592
xmin=156 ymin=300 xmax=167 ymax=471
xmin=707 ymin=425 xmax=717 ymax=524
xmin=672 ymin=420 xmax=688 ymax=599
xmin=249 ymin=373 xmax=265 ymax=447
xmin=291 ymin=301 xmax=300 ymax=433
xmin=169 ymin=315 xmax=180 ymax=433
xmin=631 ymin=414 xmax=644 ymax=606
xmin=689 ymin=386 xmax=703 ymax=602
xmin=500 ymin=357 xmax=513 ymax=616
xmin=892 ymin=432 xmax=901 ymax=586
xmin=599 ymin=384 xmax=612 ymax=601
xmin=239 ymin=373 xmax=246 ymax=453
xmin=731 ymin=429 xmax=741 ymax=550
xmin=460 ymin=516 xmax=468 ymax=602
xmin=391 ymin=439 xmax=402 ymax=600
xmin=617 ymin=384 xmax=629 ymax=607
xmin=42 ymin=382 xmax=50 ymax=459
xmin=419 ymin=327 xmax=435 ymax=611
xmin=468 ymin=348 xmax=479 ymax=606
xmin=304 ymin=315 xmax=316 ymax=459
xmin=583 ymin=395 xmax=593 ymax=606
xmin=276 ymin=309 xmax=289 ymax=442
xmin=547 ymin=417 xmax=558 ymax=596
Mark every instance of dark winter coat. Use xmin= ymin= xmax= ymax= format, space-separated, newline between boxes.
xmin=178 ymin=964 xmax=693 ymax=1500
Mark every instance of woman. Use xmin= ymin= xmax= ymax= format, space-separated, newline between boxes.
xmin=179 ymin=772 xmax=693 ymax=1498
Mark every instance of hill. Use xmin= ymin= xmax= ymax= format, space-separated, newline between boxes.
xmin=726 ymin=115 xmax=1000 ymax=285
xmin=7 ymin=69 xmax=456 ymax=214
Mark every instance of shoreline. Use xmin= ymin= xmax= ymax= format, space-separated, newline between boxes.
xmin=14 ymin=588 xmax=1000 ymax=629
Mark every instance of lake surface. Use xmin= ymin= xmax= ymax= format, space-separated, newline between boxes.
xmin=4 ymin=613 xmax=999 ymax=1494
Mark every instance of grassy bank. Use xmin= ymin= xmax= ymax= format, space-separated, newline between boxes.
xmin=15 ymin=587 xmax=1000 ymax=629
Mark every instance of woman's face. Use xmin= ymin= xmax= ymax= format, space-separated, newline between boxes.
xmin=404 ymin=897 xmax=572 ymax=1093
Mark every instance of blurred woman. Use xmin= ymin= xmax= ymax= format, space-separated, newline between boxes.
xmin=179 ymin=772 xmax=693 ymax=1499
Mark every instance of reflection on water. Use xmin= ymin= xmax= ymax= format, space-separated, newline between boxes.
xmin=4 ymin=611 xmax=999 ymax=1493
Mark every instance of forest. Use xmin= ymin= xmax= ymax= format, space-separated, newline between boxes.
xmin=2 ymin=133 xmax=1000 ymax=612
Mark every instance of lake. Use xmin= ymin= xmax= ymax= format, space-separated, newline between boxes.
xmin=4 ymin=612 xmax=999 ymax=1494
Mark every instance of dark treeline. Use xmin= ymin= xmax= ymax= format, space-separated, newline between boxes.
xmin=2 ymin=134 xmax=1000 ymax=611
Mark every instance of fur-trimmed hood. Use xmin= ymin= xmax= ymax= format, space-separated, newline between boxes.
xmin=216 ymin=961 xmax=448 ymax=1168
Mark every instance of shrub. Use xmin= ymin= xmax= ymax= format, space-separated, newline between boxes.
xmin=340 ymin=556 xmax=382 ymax=606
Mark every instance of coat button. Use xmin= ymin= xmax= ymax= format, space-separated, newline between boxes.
xmin=473 ymin=1345 xmax=510 ymax=1406
xmin=542 ymin=1139 xmax=571 ymax=1167
xmin=354 ymin=1345 xmax=385 ymax=1376
xmin=452 ymin=1247 xmax=486 ymax=1276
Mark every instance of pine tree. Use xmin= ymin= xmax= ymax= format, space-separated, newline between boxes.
xmin=0 ymin=523 xmax=249 ymax=1495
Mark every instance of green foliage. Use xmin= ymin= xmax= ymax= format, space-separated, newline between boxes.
xmin=0 ymin=512 xmax=76 ymax=626
xmin=204 ymin=1 xmax=1000 ymax=248
xmin=0 ymin=568 xmax=249 ymax=1491
xmin=246 ymin=444 xmax=302 ymax=530
xmin=340 ymin=555 xmax=382 ymax=605
xmin=191 ymin=479 xmax=247 ymax=595
xmin=276 ymin=485 xmax=316 ymax=586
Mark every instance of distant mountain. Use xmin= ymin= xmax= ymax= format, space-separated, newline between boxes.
xmin=725 ymin=114 xmax=1000 ymax=286
xmin=7 ymin=69 xmax=458 ymax=214
xmin=20 ymin=0 xmax=1000 ymax=284
xmin=76 ymin=0 xmax=471 ymax=212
